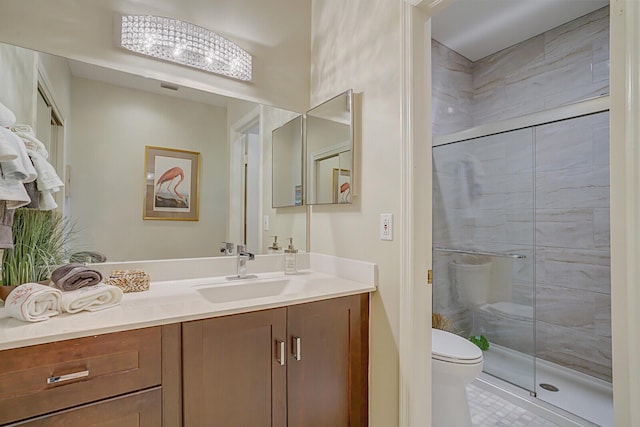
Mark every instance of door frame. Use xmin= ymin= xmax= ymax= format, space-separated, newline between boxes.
xmin=228 ymin=106 xmax=262 ymax=248
xmin=401 ymin=0 xmax=640 ymax=425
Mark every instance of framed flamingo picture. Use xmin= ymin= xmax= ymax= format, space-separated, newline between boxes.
xmin=144 ymin=146 xmax=200 ymax=220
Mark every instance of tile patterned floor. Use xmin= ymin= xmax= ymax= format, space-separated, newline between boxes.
xmin=467 ymin=383 xmax=560 ymax=427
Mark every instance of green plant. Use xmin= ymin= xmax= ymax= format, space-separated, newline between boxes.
xmin=1 ymin=208 xmax=71 ymax=286
xmin=469 ymin=335 xmax=490 ymax=351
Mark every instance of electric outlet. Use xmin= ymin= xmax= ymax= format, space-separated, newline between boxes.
xmin=263 ymin=215 xmax=270 ymax=231
xmin=380 ymin=213 xmax=393 ymax=240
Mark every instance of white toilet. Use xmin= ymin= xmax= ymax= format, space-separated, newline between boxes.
xmin=432 ymin=328 xmax=484 ymax=427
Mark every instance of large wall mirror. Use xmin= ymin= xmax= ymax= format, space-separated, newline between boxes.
xmin=305 ymin=89 xmax=353 ymax=205
xmin=0 ymin=42 xmax=306 ymax=262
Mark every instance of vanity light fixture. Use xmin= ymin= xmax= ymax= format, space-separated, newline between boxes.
xmin=119 ymin=15 xmax=252 ymax=81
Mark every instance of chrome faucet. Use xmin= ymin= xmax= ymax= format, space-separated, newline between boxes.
xmin=234 ymin=244 xmax=256 ymax=279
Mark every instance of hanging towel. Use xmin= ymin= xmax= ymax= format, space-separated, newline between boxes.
xmin=51 ymin=263 xmax=104 ymax=291
xmin=23 ymin=181 xmax=39 ymax=209
xmin=0 ymin=201 xmax=15 ymax=249
xmin=61 ymin=283 xmax=123 ymax=313
xmin=456 ymin=153 xmax=484 ymax=210
xmin=14 ymin=128 xmax=49 ymax=159
xmin=0 ymin=101 xmax=16 ymax=127
xmin=0 ymin=128 xmax=19 ymax=162
xmin=38 ymin=190 xmax=57 ymax=211
xmin=4 ymin=283 xmax=62 ymax=322
xmin=29 ymin=151 xmax=63 ymax=192
xmin=0 ymin=165 xmax=32 ymax=209
xmin=0 ymin=127 xmax=36 ymax=182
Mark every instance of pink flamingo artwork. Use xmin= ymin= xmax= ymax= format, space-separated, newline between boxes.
xmin=155 ymin=166 xmax=187 ymax=202
xmin=339 ymin=182 xmax=351 ymax=203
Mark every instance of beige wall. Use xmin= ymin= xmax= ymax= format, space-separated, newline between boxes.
xmin=0 ymin=44 xmax=37 ymax=126
xmin=310 ymin=0 xmax=403 ymax=425
xmin=69 ymin=77 xmax=227 ymax=261
xmin=38 ymin=53 xmax=72 ymax=122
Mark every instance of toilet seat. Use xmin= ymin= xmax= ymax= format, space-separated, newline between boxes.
xmin=432 ymin=328 xmax=483 ymax=365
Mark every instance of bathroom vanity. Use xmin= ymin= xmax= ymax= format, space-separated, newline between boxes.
xmin=0 ymin=254 xmax=375 ymax=426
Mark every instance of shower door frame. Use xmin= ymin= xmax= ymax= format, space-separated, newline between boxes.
xmin=432 ymin=95 xmax=611 ymax=410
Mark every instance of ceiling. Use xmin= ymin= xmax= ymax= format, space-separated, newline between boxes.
xmin=431 ymin=0 xmax=609 ymax=61
xmin=68 ymin=60 xmax=231 ymax=108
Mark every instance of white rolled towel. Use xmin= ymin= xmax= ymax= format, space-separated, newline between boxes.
xmin=0 ymin=127 xmax=37 ymax=182
xmin=61 ymin=283 xmax=123 ymax=314
xmin=16 ymin=130 xmax=49 ymax=159
xmin=0 ymin=101 xmax=16 ymax=127
xmin=4 ymin=283 xmax=62 ymax=322
xmin=0 ymin=128 xmax=19 ymax=162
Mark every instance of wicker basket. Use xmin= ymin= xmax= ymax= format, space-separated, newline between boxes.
xmin=106 ymin=269 xmax=150 ymax=293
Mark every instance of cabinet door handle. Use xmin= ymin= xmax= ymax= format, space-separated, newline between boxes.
xmin=47 ymin=370 xmax=89 ymax=384
xmin=293 ymin=336 xmax=301 ymax=361
xmin=277 ymin=340 xmax=285 ymax=366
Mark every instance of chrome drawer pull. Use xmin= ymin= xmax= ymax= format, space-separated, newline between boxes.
xmin=277 ymin=341 xmax=285 ymax=366
xmin=47 ymin=370 xmax=89 ymax=384
xmin=293 ymin=337 xmax=301 ymax=361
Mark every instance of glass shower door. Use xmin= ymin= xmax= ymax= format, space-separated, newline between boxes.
xmin=432 ymin=127 xmax=536 ymax=392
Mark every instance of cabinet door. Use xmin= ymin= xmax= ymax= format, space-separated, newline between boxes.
xmin=287 ymin=294 xmax=369 ymax=427
xmin=182 ymin=308 xmax=287 ymax=427
xmin=7 ymin=388 xmax=161 ymax=427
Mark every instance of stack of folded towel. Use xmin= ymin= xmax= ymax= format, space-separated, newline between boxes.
xmin=3 ymin=264 xmax=123 ymax=323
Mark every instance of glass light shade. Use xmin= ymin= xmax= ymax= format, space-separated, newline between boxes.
xmin=119 ymin=15 xmax=252 ymax=81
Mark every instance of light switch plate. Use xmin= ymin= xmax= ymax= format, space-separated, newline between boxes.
xmin=263 ymin=215 xmax=270 ymax=231
xmin=380 ymin=213 xmax=393 ymax=240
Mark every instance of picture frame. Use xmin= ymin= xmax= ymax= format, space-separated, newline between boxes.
xmin=332 ymin=168 xmax=352 ymax=204
xmin=144 ymin=146 xmax=200 ymax=220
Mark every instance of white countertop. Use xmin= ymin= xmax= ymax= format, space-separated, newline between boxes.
xmin=0 ymin=269 xmax=376 ymax=351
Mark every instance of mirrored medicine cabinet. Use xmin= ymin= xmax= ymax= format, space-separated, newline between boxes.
xmin=272 ymin=89 xmax=354 ymax=207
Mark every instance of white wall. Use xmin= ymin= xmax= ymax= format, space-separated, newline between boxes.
xmin=310 ymin=0 xmax=403 ymax=425
xmin=69 ymin=77 xmax=227 ymax=261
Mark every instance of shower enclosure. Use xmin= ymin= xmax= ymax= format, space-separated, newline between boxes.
xmin=432 ymin=98 xmax=612 ymax=425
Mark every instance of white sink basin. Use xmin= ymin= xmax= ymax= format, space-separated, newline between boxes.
xmin=196 ymin=278 xmax=302 ymax=303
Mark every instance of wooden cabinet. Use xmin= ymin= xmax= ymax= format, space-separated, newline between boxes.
xmin=182 ymin=308 xmax=287 ymax=427
xmin=182 ymin=293 xmax=369 ymax=427
xmin=0 ymin=292 xmax=369 ymax=427
xmin=287 ymin=294 xmax=369 ymax=427
xmin=0 ymin=326 xmax=174 ymax=426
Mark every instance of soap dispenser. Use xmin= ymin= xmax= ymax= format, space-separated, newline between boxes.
xmin=267 ymin=236 xmax=281 ymax=254
xmin=284 ymin=237 xmax=298 ymax=275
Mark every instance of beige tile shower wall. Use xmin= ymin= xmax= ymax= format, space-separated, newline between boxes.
xmin=431 ymin=7 xmax=610 ymax=133
xmin=431 ymin=40 xmax=473 ymax=135
xmin=535 ymin=112 xmax=611 ymax=382
xmin=472 ymin=7 xmax=609 ymax=126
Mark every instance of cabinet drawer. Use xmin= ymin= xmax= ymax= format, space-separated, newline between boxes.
xmin=0 ymin=327 xmax=161 ymax=425
xmin=6 ymin=388 xmax=161 ymax=427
